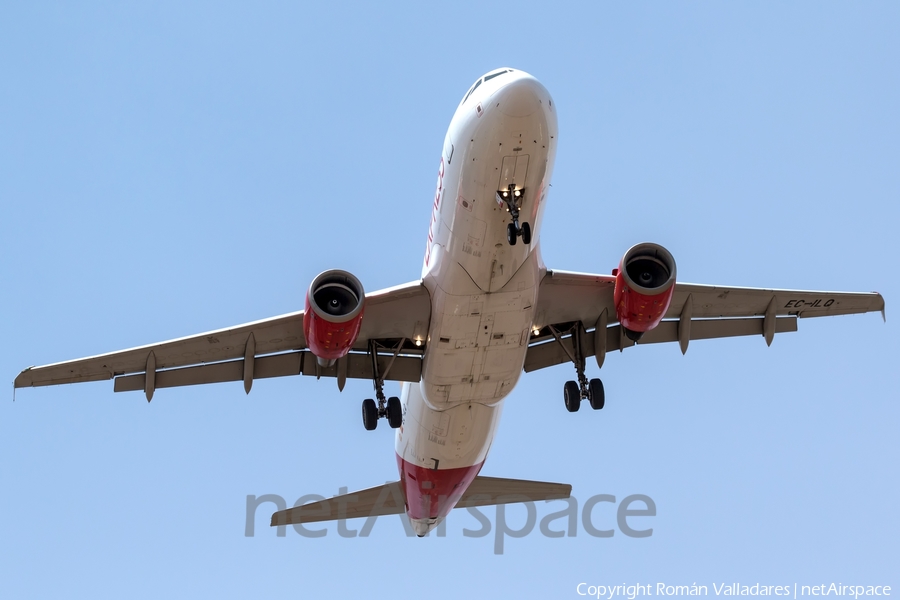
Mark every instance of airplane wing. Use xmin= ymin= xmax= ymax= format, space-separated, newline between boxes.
xmin=15 ymin=269 xmax=885 ymax=393
xmin=526 ymin=270 xmax=885 ymax=372
xmin=14 ymin=280 xmax=431 ymax=399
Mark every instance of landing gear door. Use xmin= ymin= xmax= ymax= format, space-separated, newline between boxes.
xmin=498 ymin=154 xmax=529 ymax=197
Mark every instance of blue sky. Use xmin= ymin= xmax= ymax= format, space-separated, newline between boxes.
xmin=1 ymin=2 xmax=897 ymax=598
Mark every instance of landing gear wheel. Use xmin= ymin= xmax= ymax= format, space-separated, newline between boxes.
xmin=362 ymin=398 xmax=378 ymax=431
xmin=564 ymin=380 xmax=581 ymax=412
xmin=386 ymin=396 xmax=402 ymax=428
xmin=521 ymin=222 xmax=531 ymax=245
xmin=507 ymin=222 xmax=517 ymax=246
xmin=588 ymin=378 xmax=605 ymax=410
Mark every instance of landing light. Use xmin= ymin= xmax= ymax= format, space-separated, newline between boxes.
xmin=532 ymin=326 xmax=541 ymax=335
xmin=414 ymin=339 xmax=422 ymax=347
xmin=514 ymin=190 xmax=521 ymax=197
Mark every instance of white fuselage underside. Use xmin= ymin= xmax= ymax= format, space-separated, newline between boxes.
xmin=395 ymin=70 xmax=558 ymax=472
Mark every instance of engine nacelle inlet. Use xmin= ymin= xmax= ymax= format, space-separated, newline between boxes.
xmin=613 ymin=243 xmax=677 ymax=342
xmin=303 ymin=270 xmax=365 ymax=366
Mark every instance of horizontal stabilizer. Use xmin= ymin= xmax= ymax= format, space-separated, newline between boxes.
xmin=272 ymin=482 xmax=406 ymax=526
xmin=460 ymin=476 xmax=572 ymax=507
xmin=270 ymin=476 xmax=572 ymax=526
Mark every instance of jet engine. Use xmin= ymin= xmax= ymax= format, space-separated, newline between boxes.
xmin=613 ymin=243 xmax=677 ymax=342
xmin=303 ymin=270 xmax=365 ymax=367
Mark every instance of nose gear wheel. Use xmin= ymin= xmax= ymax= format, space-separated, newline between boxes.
xmin=497 ymin=184 xmax=530 ymax=246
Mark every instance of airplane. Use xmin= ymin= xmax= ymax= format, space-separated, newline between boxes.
xmin=15 ymin=68 xmax=885 ymax=537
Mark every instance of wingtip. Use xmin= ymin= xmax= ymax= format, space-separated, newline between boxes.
xmin=13 ymin=367 xmax=35 ymax=390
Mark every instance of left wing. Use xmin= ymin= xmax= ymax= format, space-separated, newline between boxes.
xmin=526 ymin=270 xmax=885 ymax=373
xmin=15 ymin=280 xmax=431 ymax=397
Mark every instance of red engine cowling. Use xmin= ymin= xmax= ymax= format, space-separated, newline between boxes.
xmin=303 ymin=270 xmax=365 ymax=366
xmin=613 ymin=243 xmax=677 ymax=341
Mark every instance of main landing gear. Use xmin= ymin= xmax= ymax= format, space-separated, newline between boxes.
xmin=563 ymin=377 xmax=605 ymax=412
xmin=361 ymin=340 xmax=403 ymax=431
xmin=498 ymin=185 xmax=531 ymax=246
xmin=362 ymin=396 xmax=401 ymax=431
xmin=547 ymin=323 xmax=605 ymax=413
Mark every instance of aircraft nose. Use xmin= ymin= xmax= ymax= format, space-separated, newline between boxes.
xmin=494 ymin=75 xmax=546 ymax=117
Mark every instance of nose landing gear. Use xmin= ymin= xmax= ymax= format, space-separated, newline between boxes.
xmin=498 ymin=185 xmax=531 ymax=246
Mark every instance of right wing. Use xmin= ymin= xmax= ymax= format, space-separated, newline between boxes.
xmin=15 ymin=280 xmax=431 ymax=397
xmin=526 ymin=270 xmax=885 ymax=373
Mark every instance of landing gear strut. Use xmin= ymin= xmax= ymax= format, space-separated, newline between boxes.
xmin=361 ymin=339 xmax=404 ymax=431
xmin=548 ymin=323 xmax=605 ymax=413
xmin=497 ymin=185 xmax=530 ymax=246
